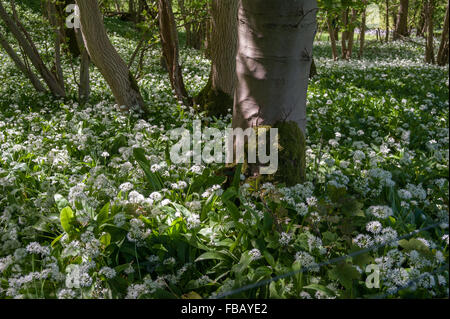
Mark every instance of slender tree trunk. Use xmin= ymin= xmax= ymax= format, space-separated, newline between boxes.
xmin=74 ymin=28 xmax=90 ymax=102
xmin=345 ymin=8 xmax=357 ymax=60
xmin=75 ymin=0 xmax=146 ymax=112
xmin=233 ymin=0 xmax=317 ymax=184
xmin=417 ymin=4 xmax=425 ymax=37
xmin=341 ymin=9 xmax=348 ymax=59
xmin=327 ymin=13 xmax=338 ymax=60
xmin=46 ymin=0 xmax=65 ymax=91
xmin=394 ymin=0 xmax=409 ymax=39
xmin=385 ymin=0 xmax=390 ymax=42
xmin=157 ymin=0 xmax=191 ymax=105
xmin=0 ymin=2 xmax=65 ymax=96
xmin=0 ymin=31 xmax=46 ymax=93
xmin=424 ymin=0 xmax=435 ymax=64
xmin=359 ymin=1 xmax=367 ymax=58
xmin=437 ymin=3 xmax=449 ymax=66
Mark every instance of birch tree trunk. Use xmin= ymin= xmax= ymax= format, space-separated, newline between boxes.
xmin=75 ymin=0 xmax=146 ymax=113
xmin=157 ymin=0 xmax=191 ymax=106
xmin=232 ymin=0 xmax=317 ymax=185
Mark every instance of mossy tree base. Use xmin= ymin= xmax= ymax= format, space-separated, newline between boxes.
xmin=240 ymin=121 xmax=307 ymax=187
xmin=194 ymin=78 xmax=233 ymax=118
xmin=272 ymin=121 xmax=306 ymax=186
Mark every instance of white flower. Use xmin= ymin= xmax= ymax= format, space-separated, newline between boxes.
xmin=149 ymin=191 xmax=162 ymax=201
xmin=249 ymin=249 xmax=262 ymax=261
xmin=366 ymin=221 xmax=383 ymax=234
xmin=294 ymin=251 xmax=319 ymax=272
xmin=367 ymin=206 xmax=393 ymax=219
xmin=99 ymin=267 xmax=116 ymax=279
xmin=279 ymin=232 xmax=292 ymax=246
xmin=119 ymin=182 xmax=133 ymax=192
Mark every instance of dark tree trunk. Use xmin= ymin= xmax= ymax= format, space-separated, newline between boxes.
xmin=394 ymin=0 xmax=409 ymax=39
xmin=424 ymin=0 xmax=435 ymax=64
xmin=437 ymin=3 xmax=449 ymax=66
xmin=158 ymin=0 xmax=191 ymax=105
xmin=0 ymin=1 xmax=65 ymax=97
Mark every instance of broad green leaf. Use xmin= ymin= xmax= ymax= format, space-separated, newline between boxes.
xmin=54 ymin=194 xmax=69 ymax=212
xmin=60 ymin=206 xmax=74 ymax=233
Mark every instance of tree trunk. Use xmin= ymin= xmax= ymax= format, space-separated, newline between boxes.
xmin=0 ymin=31 xmax=46 ymax=93
xmin=46 ymin=0 xmax=65 ymax=91
xmin=232 ymin=0 xmax=317 ymax=185
xmin=75 ymin=0 xmax=146 ymax=112
xmin=424 ymin=0 xmax=435 ymax=64
xmin=345 ymin=8 xmax=357 ymax=60
xmin=74 ymin=28 xmax=90 ymax=102
xmin=195 ymin=0 xmax=238 ymax=117
xmin=385 ymin=0 xmax=390 ymax=42
xmin=341 ymin=9 xmax=348 ymax=59
xmin=394 ymin=0 xmax=409 ymax=39
xmin=358 ymin=1 xmax=367 ymax=58
xmin=437 ymin=3 xmax=449 ymax=66
xmin=0 ymin=1 xmax=65 ymax=97
xmin=327 ymin=13 xmax=338 ymax=60
xmin=157 ymin=0 xmax=191 ymax=106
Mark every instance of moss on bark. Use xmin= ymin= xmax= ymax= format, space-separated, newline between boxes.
xmin=272 ymin=121 xmax=306 ymax=186
xmin=240 ymin=121 xmax=306 ymax=186
xmin=194 ymin=78 xmax=233 ymax=118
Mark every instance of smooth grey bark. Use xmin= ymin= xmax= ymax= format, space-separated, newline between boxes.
xmin=75 ymin=0 xmax=146 ymax=112
xmin=233 ymin=0 xmax=317 ymax=134
xmin=232 ymin=0 xmax=317 ymax=183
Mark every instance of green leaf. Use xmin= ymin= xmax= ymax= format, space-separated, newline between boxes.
xmin=51 ymin=234 xmax=63 ymax=247
xmin=304 ymin=284 xmax=336 ymax=297
xmin=96 ymin=202 xmax=110 ymax=224
xmin=328 ymin=262 xmax=361 ymax=290
xmin=60 ymin=206 xmax=74 ymax=233
xmin=54 ymin=194 xmax=69 ymax=212
xmin=133 ymin=147 xmax=163 ymax=191
xmin=195 ymin=251 xmax=229 ymax=262
xmin=232 ymin=163 xmax=243 ymax=190
xmin=100 ymin=232 xmax=111 ymax=247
